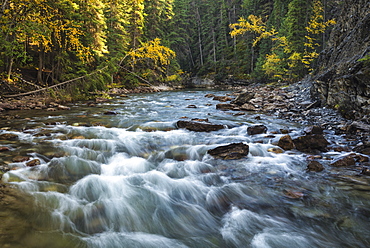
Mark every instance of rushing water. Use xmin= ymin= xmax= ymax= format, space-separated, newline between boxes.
xmin=0 ymin=90 xmax=370 ymax=248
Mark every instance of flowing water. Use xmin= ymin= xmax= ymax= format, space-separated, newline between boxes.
xmin=0 ymin=90 xmax=370 ymax=248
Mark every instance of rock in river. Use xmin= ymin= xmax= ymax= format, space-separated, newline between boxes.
xmin=247 ymin=125 xmax=267 ymax=135
xmin=176 ymin=120 xmax=225 ymax=132
xmin=208 ymin=143 xmax=249 ymax=160
xmin=278 ymin=135 xmax=295 ymax=150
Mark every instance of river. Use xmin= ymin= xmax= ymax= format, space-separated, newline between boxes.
xmin=0 ymin=90 xmax=369 ymax=248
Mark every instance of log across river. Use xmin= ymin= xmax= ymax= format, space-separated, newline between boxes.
xmin=0 ymin=90 xmax=369 ymax=248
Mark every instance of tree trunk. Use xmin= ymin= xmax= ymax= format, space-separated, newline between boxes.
xmin=7 ymin=56 xmax=13 ymax=80
xmin=37 ymin=48 xmax=44 ymax=84
xmin=195 ymin=6 xmax=204 ymax=66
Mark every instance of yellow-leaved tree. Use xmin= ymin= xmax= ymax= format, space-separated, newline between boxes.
xmin=120 ymin=38 xmax=176 ymax=85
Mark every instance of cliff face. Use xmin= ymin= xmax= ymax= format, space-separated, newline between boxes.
xmin=310 ymin=0 xmax=370 ymax=120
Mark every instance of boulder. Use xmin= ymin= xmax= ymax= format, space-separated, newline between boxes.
xmin=293 ymin=134 xmax=329 ymax=152
xmin=231 ymin=91 xmax=255 ymax=106
xmin=176 ymin=120 xmax=225 ymax=132
xmin=304 ymin=125 xmax=324 ymax=135
xmin=213 ymin=96 xmax=232 ymax=102
xmin=208 ymin=143 xmax=249 ymax=160
xmin=247 ymin=125 xmax=267 ymax=135
xmin=306 ymin=161 xmax=324 ymax=172
xmin=216 ymin=103 xmax=239 ymax=111
xmin=278 ymin=135 xmax=295 ymax=150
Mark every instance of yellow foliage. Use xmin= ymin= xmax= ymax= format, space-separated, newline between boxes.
xmin=230 ymin=15 xmax=277 ymax=47
xmin=128 ymin=38 xmax=175 ymax=66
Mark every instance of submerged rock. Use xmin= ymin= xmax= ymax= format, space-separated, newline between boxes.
xmin=208 ymin=142 xmax=249 ymax=160
xmin=330 ymin=155 xmax=356 ymax=167
xmin=176 ymin=120 xmax=225 ymax=132
xmin=0 ymin=133 xmax=18 ymax=141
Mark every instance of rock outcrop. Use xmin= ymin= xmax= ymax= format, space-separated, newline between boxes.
xmin=310 ymin=0 xmax=370 ymax=120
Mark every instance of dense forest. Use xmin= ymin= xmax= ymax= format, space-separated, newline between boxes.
xmin=0 ymin=0 xmax=338 ymax=99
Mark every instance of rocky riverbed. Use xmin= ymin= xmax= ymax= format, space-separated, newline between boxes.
xmin=1 ymin=82 xmax=370 ymax=178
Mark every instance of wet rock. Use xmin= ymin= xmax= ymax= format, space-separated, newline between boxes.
xmin=240 ymin=103 xmax=257 ymax=111
xmin=26 ymin=159 xmax=41 ymax=167
xmin=204 ymin=93 xmax=215 ymax=98
xmin=330 ymin=154 xmax=356 ymax=167
xmin=57 ymin=105 xmax=70 ymax=110
xmin=0 ymin=147 xmax=10 ymax=152
xmin=361 ymin=167 xmax=370 ymax=176
xmin=278 ymin=135 xmax=295 ymax=150
xmin=191 ymin=118 xmax=209 ymax=122
xmin=293 ymin=134 xmax=329 ymax=152
xmin=216 ymin=103 xmax=239 ymax=111
xmin=346 ymin=121 xmax=370 ymax=134
xmin=104 ymin=111 xmax=118 ymax=115
xmin=267 ymin=147 xmax=284 ymax=154
xmin=95 ymin=97 xmax=110 ymax=103
xmin=176 ymin=120 xmax=225 ymax=132
xmin=247 ymin=125 xmax=267 ymax=135
xmin=231 ymin=91 xmax=255 ymax=106
xmin=12 ymin=156 xmax=30 ymax=163
xmin=0 ymin=133 xmax=19 ymax=141
xmin=284 ymin=190 xmax=305 ymax=199
xmin=306 ymin=161 xmax=324 ymax=172
xmin=354 ymin=143 xmax=370 ymax=155
xmin=208 ymin=143 xmax=249 ymax=160
xmin=213 ymin=96 xmax=232 ymax=102
xmin=304 ymin=125 xmax=324 ymax=135
xmin=187 ymin=105 xmax=197 ymax=108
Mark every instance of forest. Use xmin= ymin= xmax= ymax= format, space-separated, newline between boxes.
xmin=0 ymin=0 xmax=338 ymax=99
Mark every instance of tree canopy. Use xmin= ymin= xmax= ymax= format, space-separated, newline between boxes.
xmin=0 ymin=0 xmax=338 ymax=99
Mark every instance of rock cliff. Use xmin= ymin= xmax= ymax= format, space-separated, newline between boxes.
xmin=310 ymin=0 xmax=370 ymax=120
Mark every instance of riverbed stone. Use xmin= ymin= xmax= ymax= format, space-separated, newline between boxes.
xmin=208 ymin=142 xmax=249 ymax=160
xmin=330 ymin=154 xmax=356 ymax=167
xmin=26 ymin=159 xmax=41 ymax=167
xmin=213 ymin=96 xmax=232 ymax=102
xmin=216 ymin=103 xmax=239 ymax=111
xmin=176 ymin=120 xmax=225 ymax=132
xmin=306 ymin=160 xmax=324 ymax=172
xmin=0 ymin=147 xmax=10 ymax=152
xmin=0 ymin=133 xmax=19 ymax=141
xmin=12 ymin=156 xmax=30 ymax=163
xmin=240 ymin=103 xmax=257 ymax=111
xmin=304 ymin=125 xmax=324 ymax=135
xmin=247 ymin=125 xmax=267 ymax=135
xmin=231 ymin=91 xmax=255 ymax=106
xmin=278 ymin=135 xmax=295 ymax=150
xmin=293 ymin=134 xmax=329 ymax=152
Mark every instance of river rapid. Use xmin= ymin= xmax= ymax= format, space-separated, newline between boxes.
xmin=0 ymin=90 xmax=369 ymax=248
